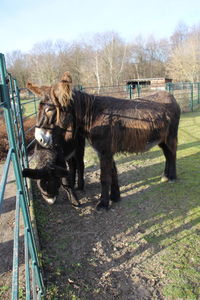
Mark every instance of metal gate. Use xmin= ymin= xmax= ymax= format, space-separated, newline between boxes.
xmin=0 ymin=53 xmax=45 ymax=299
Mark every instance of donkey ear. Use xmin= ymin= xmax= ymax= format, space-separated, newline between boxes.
xmin=51 ymin=72 xmax=73 ymax=107
xmin=27 ymin=82 xmax=44 ymax=96
xmin=22 ymin=168 xmax=49 ymax=179
xmin=61 ymin=72 xmax=72 ymax=84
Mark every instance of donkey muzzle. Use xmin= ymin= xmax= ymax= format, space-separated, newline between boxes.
xmin=35 ymin=127 xmax=53 ymax=148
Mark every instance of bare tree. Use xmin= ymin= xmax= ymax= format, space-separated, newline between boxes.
xmin=6 ymin=51 xmax=30 ymax=88
xmin=91 ymin=32 xmax=128 ymax=85
xmin=170 ymin=21 xmax=189 ymax=49
xmin=28 ymin=41 xmax=60 ymax=85
xmin=167 ymin=31 xmax=200 ymax=82
xmin=6 ymin=23 xmax=200 ymax=89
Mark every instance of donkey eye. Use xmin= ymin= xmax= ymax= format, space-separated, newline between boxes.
xmin=45 ymin=107 xmax=53 ymax=113
xmin=45 ymin=108 xmax=55 ymax=119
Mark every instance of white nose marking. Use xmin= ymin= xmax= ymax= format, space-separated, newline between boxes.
xmin=35 ymin=128 xmax=52 ymax=147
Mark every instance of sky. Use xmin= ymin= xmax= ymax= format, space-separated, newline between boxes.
xmin=0 ymin=0 xmax=200 ymax=54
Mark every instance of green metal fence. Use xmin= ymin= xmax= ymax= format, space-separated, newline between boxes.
xmin=0 ymin=53 xmax=45 ymax=299
xmin=166 ymin=82 xmax=200 ymax=112
xmin=79 ymin=82 xmax=200 ymax=112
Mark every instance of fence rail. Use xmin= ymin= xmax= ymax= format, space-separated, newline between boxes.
xmin=0 ymin=53 xmax=45 ymax=299
xmin=166 ymin=82 xmax=200 ymax=112
xmin=78 ymin=82 xmax=200 ymax=112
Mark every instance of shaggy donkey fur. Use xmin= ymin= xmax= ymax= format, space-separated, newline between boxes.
xmin=22 ymin=141 xmax=80 ymax=206
xmin=27 ymin=78 xmax=85 ymax=191
xmin=27 ymin=73 xmax=181 ymax=210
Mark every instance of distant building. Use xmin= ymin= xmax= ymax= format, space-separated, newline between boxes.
xmin=126 ymin=77 xmax=172 ymax=90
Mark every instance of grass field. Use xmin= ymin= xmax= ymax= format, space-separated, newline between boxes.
xmin=34 ymin=111 xmax=200 ymax=299
xmin=21 ymin=98 xmax=39 ymax=117
xmin=83 ymin=111 xmax=200 ymax=298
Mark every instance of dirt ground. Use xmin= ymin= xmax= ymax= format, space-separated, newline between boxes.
xmin=0 ymin=163 xmax=25 ymax=299
xmin=0 ymin=159 xmax=164 ymax=300
xmin=0 ymin=117 xmax=35 ymax=298
xmin=33 ymin=158 xmax=167 ymax=300
xmin=2 ymin=145 xmax=200 ymax=299
xmin=0 ymin=117 xmax=35 ymax=162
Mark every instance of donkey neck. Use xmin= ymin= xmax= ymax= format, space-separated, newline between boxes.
xmin=73 ymin=90 xmax=96 ymax=134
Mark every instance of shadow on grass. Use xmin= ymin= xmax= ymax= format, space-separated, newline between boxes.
xmin=84 ymin=139 xmax=200 ymax=173
xmin=33 ymin=147 xmax=200 ymax=299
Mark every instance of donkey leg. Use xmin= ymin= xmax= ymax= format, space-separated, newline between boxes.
xmin=96 ymin=154 xmax=112 ymax=210
xmin=67 ymin=157 xmax=77 ymax=189
xmin=110 ymin=160 xmax=120 ymax=202
xmin=62 ymin=182 xmax=81 ymax=207
xmin=76 ymin=137 xmax=85 ymax=190
xmin=159 ymin=142 xmax=169 ymax=181
xmin=159 ymin=141 xmax=177 ymax=182
xmin=76 ymin=158 xmax=85 ymax=190
xmin=167 ymin=138 xmax=177 ymax=181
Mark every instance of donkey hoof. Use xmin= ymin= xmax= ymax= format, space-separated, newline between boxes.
xmin=160 ymin=175 xmax=169 ymax=183
xmin=96 ymin=200 xmax=110 ymax=211
xmin=168 ymin=179 xmax=176 ymax=183
xmin=110 ymin=194 xmax=121 ymax=202
xmin=77 ymin=184 xmax=84 ymax=191
xmin=72 ymin=202 xmax=82 ymax=207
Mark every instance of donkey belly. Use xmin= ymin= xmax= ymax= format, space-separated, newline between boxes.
xmin=89 ymin=125 xmax=165 ymax=155
xmin=116 ymin=139 xmax=161 ymax=154
xmin=114 ymin=128 xmax=164 ymax=154
xmin=144 ymin=139 xmax=161 ymax=151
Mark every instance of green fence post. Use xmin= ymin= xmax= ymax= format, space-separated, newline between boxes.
xmin=136 ymin=84 xmax=141 ymax=97
xmin=190 ymin=83 xmax=194 ymax=112
xmin=11 ymin=191 xmax=21 ymax=300
xmin=166 ymin=82 xmax=173 ymax=94
xmin=129 ymin=84 xmax=132 ymax=99
xmin=13 ymin=79 xmax=29 ymax=168
xmin=0 ymin=53 xmax=45 ymax=299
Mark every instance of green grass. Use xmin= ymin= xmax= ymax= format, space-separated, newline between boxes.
xmin=21 ymin=98 xmax=39 ymax=117
xmin=131 ymin=112 xmax=200 ymax=299
xmin=34 ymin=111 xmax=200 ymax=299
xmin=84 ymin=111 xmax=200 ymax=299
xmin=0 ymin=285 xmax=10 ymax=297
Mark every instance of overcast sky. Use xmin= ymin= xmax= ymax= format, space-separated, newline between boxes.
xmin=1 ymin=0 xmax=200 ymax=54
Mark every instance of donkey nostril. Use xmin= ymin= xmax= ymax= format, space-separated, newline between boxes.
xmin=40 ymin=138 xmax=43 ymax=143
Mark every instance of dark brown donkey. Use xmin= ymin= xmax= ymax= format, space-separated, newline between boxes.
xmin=27 ymin=73 xmax=181 ymax=210
xmin=22 ymin=141 xmax=80 ymax=206
xmin=27 ymin=77 xmax=85 ymax=191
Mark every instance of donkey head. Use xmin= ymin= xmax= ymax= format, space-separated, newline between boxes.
xmin=27 ymin=72 xmax=73 ymax=148
xmin=22 ymin=165 xmax=69 ymax=205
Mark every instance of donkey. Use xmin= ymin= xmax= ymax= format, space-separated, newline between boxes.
xmin=22 ymin=141 xmax=81 ymax=206
xmin=27 ymin=79 xmax=85 ymax=191
xmin=22 ymin=142 xmax=80 ymax=206
xmin=27 ymin=73 xmax=181 ymax=210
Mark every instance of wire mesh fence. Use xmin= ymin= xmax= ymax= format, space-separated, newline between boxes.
xmin=78 ymin=82 xmax=200 ymax=113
